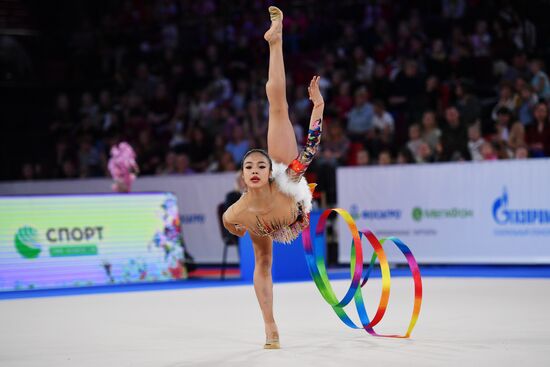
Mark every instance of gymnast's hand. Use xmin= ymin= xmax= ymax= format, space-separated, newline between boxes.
xmin=308 ymin=76 xmax=324 ymax=107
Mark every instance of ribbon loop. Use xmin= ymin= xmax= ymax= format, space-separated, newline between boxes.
xmin=302 ymin=208 xmax=423 ymax=338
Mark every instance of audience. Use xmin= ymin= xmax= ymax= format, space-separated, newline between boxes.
xmin=7 ymin=0 xmax=549 ymax=185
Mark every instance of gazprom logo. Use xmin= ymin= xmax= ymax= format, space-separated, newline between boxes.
xmin=492 ymin=188 xmax=550 ymax=225
xmin=349 ymin=204 xmax=401 ymax=220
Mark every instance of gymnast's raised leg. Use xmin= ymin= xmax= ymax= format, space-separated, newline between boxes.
xmin=264 ymin=6 xmax=298 ymax=166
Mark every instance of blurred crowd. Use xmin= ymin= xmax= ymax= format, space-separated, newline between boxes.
xmin=10 ymin=0 xmax=550 ymax=201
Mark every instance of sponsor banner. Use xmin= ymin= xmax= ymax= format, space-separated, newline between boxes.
xmin=0 ymin=173 xmax=237 ymax=263
xmin=337 ymin=159 xmax=550 ymax=264
xmin=0 ymin=193 xmax=186 ymax=291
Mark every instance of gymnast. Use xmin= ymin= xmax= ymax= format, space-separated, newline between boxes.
xmin=222 ymin=6 xmax=324 ymax=350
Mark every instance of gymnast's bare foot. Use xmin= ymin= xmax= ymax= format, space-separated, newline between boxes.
xmin=264 ymin=322 xmax=280 ymax=349
xmin=264 ymin=6 xmax=283 ymax=45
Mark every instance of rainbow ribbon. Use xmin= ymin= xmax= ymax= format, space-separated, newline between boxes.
xmin=302 ymin=208 xmax=422 ymax=337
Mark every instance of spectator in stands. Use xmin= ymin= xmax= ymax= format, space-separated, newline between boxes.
xmin=502 ymin=52 xmax=531 ymax=82
xmin=174 ymin=153 xmax=194 ymax=175
xmin=355 ymin=149 xmax=371 ymax=166
xmin=480 ymin=142 xmax=498 ymax=160
xmin=448 ymin=25 xmax=471 ymax=78
xmin=422 ymin=75 xmax=441 ymax=113
xmin=418 ymin=142 xmax=436 ymax=163
xmin=454 ymin=80 xmax=482 ymax=125
xmin=247 ymin=101 xmax=268 ymax=142
xmin=50 ymin=93 xmax=74 ymax=138
xmin=168 ymin=106 xmax=189 ymax=150
xmin=225 ymin=125 xmax=250 ymax=165
xmin=346 ymin=87 xmax=374 ymax=141
xmin=370 ymin=63 xmax=391 ymax=104
xmin=291 ymin=114 xmax=304 ymax=145
xmin=353 ymin=46 xmax=376 ymax=82
xmin=406 ymin=124 xmax=423 ymax=162
xmin=470 ymin=20 xmax=491 ymax=58
xmin=77 ymin=135 xmax=102 ymax=177
xmin=157 ymin=151 xmax=177 ymax=175
xmin=530 ymin=59 xmax=550 ymax=101
xmin=135 ymin=129 xmax=161 ymax=176
xmin=187 ymin=127 xmax=211 ymax=172
xmin=317 ymin=122 xmax=350 ymax=205
xmin=60 ymin=160 xmax=78 ymax=179
xmin=20 ymin=163 xmax=35 ymax=181
xmin=468 ymin=123 xmax=485 ymax=161
xmin=133 ymin=63 xmax=158 ymax=100
xmin=508 ymin=122 xmax=526 ymax=152
xmin=427 ymin=39 xmax=450 ymax=80
xmin=319 ymin=122 xmax=350 ymax=166
xmin=394 ymin=146 xmax=413 ymax=164
xmin=372 ymin=99 xmax=394 ymax=134
xmin=149 ymin=82 xmax=174 ymax=127
xmin=420 ymin=110 xmax=441 ymax=150
xmin=333 ymin=82 xmax=354 ymax=119
xmin=79 ymin=92 xmax=99 ymax=123
xmin=491 ymin=82 xmax=519 ymax=121
xmin=378 ymin=150 xmax=392 ymax=165
xmin=514 ymin=145 xmax=529 ymax=159
xmin=293 ymin=86 xmax=312 ymax=121
xmin=441 ymin=106 xmax=469 ymax=161
xmin=442 ymin=0 xmax=466 ymax=19
xmin=207 ymin=151 xmax=238 ymax=173
xmin=493 ymin=107 xmax=513 ymax=143
xmin=123 ymin=91 xmax=147 ymax=132
xmin=210 ymin=66 xmax=233 ymax=104
xmin=493 ymin=140 xmax=512 ymax=160
xmin=389 ymin=59 xmax=425 ymax=122
xmin=526 ymin=102 xmax=550 ymax=157
xmin=517 ymin=84 xmax=538 ymax=125
xmin=231 ymin=79 xmax=249 ymax=113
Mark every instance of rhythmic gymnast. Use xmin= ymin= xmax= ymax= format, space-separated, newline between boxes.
xmin=222 ymin=6 xmax=324 ymax=350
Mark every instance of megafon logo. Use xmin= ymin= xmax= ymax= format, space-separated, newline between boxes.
xmin=492 ymin=188 xmax=550 ymax=225
xmin=14 ymin=226 xmax=42 ymax=259
xmin=412 ymin=206 xmax=473 ymax=222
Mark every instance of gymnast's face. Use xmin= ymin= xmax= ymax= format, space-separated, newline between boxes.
xmin=242 ymin=152 xmax=271 ymax=189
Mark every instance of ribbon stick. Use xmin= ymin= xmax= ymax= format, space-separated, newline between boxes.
xmin=302 ymin=208 xmax=423 ymax=338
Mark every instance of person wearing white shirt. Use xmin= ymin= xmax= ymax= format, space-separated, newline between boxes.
xmin=467 ymin=123 xmax=485 ymax=161
xmin=372 ymin=100 xmax=394 ymax=132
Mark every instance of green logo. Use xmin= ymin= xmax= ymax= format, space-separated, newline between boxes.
xmin=14 ymin=226 xmax=42 ymax=259
xmin=412 ymin=207 xmax=423 ymax=222
xmin=411 ymin=207 xmax=474 ymax=221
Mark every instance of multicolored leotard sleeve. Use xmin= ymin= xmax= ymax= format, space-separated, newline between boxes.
xmin=287 ymin=118 xmax=322 ymax=182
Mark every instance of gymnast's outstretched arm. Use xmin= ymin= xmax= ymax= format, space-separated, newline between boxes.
xmin=287 ymin=76 xmax=324 ymax=182
xmin=222 ymin=206 xmax=246 ymax=237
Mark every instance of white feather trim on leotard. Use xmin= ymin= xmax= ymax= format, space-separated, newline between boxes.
xmin=271 ymin=161 xmax=313 ymax=213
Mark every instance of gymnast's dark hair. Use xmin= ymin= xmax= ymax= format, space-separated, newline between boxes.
xmin=241 ymin=149 xmax=273 ymax=171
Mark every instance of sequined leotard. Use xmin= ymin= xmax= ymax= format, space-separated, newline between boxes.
xmin=247 ymin=119 xmax=322 ymax=243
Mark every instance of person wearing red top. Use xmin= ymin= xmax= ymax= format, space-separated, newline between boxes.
xmin=526 ymin=102 xmax=550 ymax=157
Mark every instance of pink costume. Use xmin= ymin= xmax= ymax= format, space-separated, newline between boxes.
xmin=108 ymin=142 xmax=138 ymax=193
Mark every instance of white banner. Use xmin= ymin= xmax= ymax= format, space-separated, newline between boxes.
xmin=0 ymin=174 xmax=237 ymax=264
xmin=337 ymin=159 xmax=550 ymax=264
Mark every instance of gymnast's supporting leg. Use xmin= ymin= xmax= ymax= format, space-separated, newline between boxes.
xmin=250 ymin=233 xmax=280 ymax=349
xmin=264 ymin=6 xmax=299 ymax=165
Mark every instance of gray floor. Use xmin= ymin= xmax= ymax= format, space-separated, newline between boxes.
xmin=1 ymin=277 xmax=549 ymax=367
